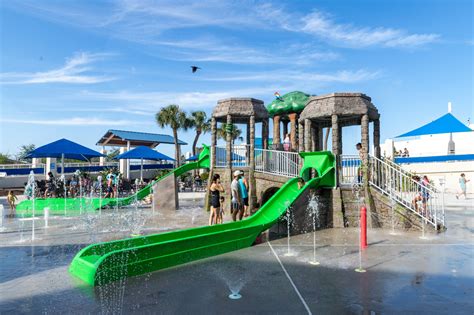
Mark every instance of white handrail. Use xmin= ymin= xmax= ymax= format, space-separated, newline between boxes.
xmin=255 ymin=148 xmax=300 ymax=177
xmin=368 ymin=154 xmax=444 ymax=228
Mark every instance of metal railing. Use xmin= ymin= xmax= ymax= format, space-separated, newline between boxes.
xmin=369 ymin=155 xmax=445 ymax=228
xmin=0 ymin=163 xmax=46 ymax=169
xmin=339 ymin=155 xmax=361 ymax=185
xmin=255 ymin=148 xmax=301 ymax=177
xmin=215 ymin=145 xmax=249 ymax=168
xmin=381 ymin=156 xmax=438 ymax=192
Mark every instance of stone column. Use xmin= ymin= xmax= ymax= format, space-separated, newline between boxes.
xmin=210 ymin=117 xmax=217 ymax=168
xmin=249 ymin=115 xmax=256 ymax=210
xmin=205 ymin=116 xmax=218 ymax=211
xmin=246 ymin=122 xmax=251 ymax=145
xmin=262 ymin=119 xmax=269 ymax=149
xmin=374 ymin=118 xmax=381 ymax=159
xmin=288 ymin=113 xmax=298 ymax=151
xmin=361 ymin=114 xmax=370 ymax=167
xmin=304 ymin=119 xmax=312 ymax=152
xmin=273 ymin=115 xmax=281 ymax=147
xmin=298 ymin=119 xmax=304 ymax=152
xmin=225 ymin=114 xmax=233 ymax=184
xmin=331 ymin=114 xmax=341 ymax=186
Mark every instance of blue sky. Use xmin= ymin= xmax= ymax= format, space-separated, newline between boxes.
xmin=0 ymin=0 xmax=472 ymax=157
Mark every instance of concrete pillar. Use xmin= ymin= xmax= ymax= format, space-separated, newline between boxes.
xmin=126 ymin=141 xmax=131 ymax=179
xmin=304 ymin=119 xmax=312 ymax=152
xmin=374 ymin=118 xmax=381 ymax=159
xmin=288 ymin=113 xmax=298 ymax=151
xmin=45 ymin=158 xmax=57 ymax=177
xmin=99 ymin=148 xmax=107 ymax=166
xmin=249 ymin=115 xmax=256 ymax=210
xmin=119 ymin=147 xmax=127 ymax=177
xmin=331 ymin=114 xmax=341 ymax=186
xmin=273 ymin=115 xmax=281 ymax=146
xmin=32 ymin=158 xmax=38 ymax=168
xmin=298 ymin=119 xmax=304 ymax=152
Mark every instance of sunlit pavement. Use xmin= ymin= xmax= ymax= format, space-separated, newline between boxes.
xmin=0 ymin=194 xmax=472 ymax=314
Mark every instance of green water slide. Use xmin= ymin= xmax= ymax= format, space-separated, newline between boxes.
xmin=16 ymin=145 xmax=211 ymax=217
xmin=69 ymin=151 xmax=335 ymax=286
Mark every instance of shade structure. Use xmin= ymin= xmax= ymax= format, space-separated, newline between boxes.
xmin=26 ymin=138 xmax=105 ymax=161
xmin=114 ymin=146 xmax=175 ymax=181
xmin=186 ymin=154 xmax=199 ymax=161
xmin=114 ymin=146 xmax=174 ymax=161
xmin=396 ymin=113 xmax=472 ymax=138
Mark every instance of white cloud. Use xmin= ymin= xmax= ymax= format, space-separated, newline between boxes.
xmin=79 ymin=86 xmax=279 ymax=110
xmin=0 ymin=117 xmax=147 ymax=126
xmin=203 ymin=69 xmax=380 ymax=83
xmin=0 ymin=52 xmax=116 ymax=84
xmin=299 ymin=12 xmax=439 ymax=48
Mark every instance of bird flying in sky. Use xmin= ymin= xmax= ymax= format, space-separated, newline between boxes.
xmin=191 ymin=66 xmax=201 ymax=73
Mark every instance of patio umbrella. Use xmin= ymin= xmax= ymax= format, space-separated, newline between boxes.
xmin=114 ymin=146 xmax=174 ymax=181
xmin=26 ymin=138 xmax=105 ymax=176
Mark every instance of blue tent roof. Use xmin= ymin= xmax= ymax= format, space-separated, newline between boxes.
xmin=396 ymin=113 xmax=472 ymax=138
xmin=97 ymin=129 xmax=187 ymax=146
xmin=26 ymin=138 xmax=104 ymax=161
xmin=114 ymin=146 xmax=174 ymax=161
xmin=186 ymin=154 xmax=199 ymax=161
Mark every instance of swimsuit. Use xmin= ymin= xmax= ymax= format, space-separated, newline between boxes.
xmin=210 ymin=188 xmax=220 ymax=208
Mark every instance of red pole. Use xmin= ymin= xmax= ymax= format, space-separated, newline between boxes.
xmin=360 ymin=206 xmax=368 ymax=249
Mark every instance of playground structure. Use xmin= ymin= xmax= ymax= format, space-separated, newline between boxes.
xmin=12 ymin=91 xmax=446 ymax=287
xmin=69 ymin=151 xmax=335 ymax=286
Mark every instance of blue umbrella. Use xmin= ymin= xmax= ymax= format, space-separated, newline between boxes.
xmin=26 ymin=138 xmax=105 ymax=176
xmin=114 ymin=146 xmax=174 ymax=180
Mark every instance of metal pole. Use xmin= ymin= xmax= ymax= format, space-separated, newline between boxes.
xmin=140 ymin=158 xmax=143 ymax=182
xmin=61 ymin=153 xmax=64 ymax=177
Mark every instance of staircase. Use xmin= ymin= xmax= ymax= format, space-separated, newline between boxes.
xmin=368 ymin=154 xmax=445 ymax=229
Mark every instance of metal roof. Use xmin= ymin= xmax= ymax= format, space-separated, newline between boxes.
xmin=97 ymin=129 xmax=187 ymax=147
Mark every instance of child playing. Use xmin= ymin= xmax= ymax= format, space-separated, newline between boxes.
xmin=217 ymin=196 xmax=225 ymax=224
xmin=7 ymin=190 xmax=17 ymax=217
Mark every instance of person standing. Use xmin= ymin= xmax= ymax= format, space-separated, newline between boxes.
xmin=44 ymin=172 xmax=56 ymax=198
xmin=238 ymin=170 xmax=249 ymax=217
xmin=283 ymin=133 xmax=291 ymax=151
xmin=231 ymin=171 xmax=243 ymax=221
xmin=104 ymin=170 xmax=115 ymax=198
xmin=7 ymin=190 xmax=17 ymax=217
xmin=209 ymin=174 xmax=224 ymax=225
xmin=356 ymin=142 xmax=363 ymax=183
xmin=456 ymin=173 xmax=470 ymax=199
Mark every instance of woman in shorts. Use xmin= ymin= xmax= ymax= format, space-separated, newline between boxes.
xmin=209 ymin=174 xmax=224 ymax=225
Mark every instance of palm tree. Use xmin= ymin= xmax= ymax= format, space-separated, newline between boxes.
xmin=189 ymin=111 xmax=211 ymax=157
xmin=217 ymin=123 xmax=244 ymax=144
xmin=156 ymin=105 xmax=190 ymax=167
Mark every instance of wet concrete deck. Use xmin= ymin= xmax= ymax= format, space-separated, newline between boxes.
xmin=0 ymin=194 xmax=472 ymax=314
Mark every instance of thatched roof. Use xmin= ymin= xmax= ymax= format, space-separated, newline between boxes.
xmin=213 ymin=98 xmax=269 ymax=123
xmin=300 ymin=93 xmax=379 ymax=127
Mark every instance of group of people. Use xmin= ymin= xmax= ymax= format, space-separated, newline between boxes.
xmin=208 ymin=170 xmax=249 ymax=225
xmin=395 ymin=148 xmax=410 ymax=157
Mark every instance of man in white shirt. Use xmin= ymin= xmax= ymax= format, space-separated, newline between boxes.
xmin=231 ymin=170 xmax=243 ymax=221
